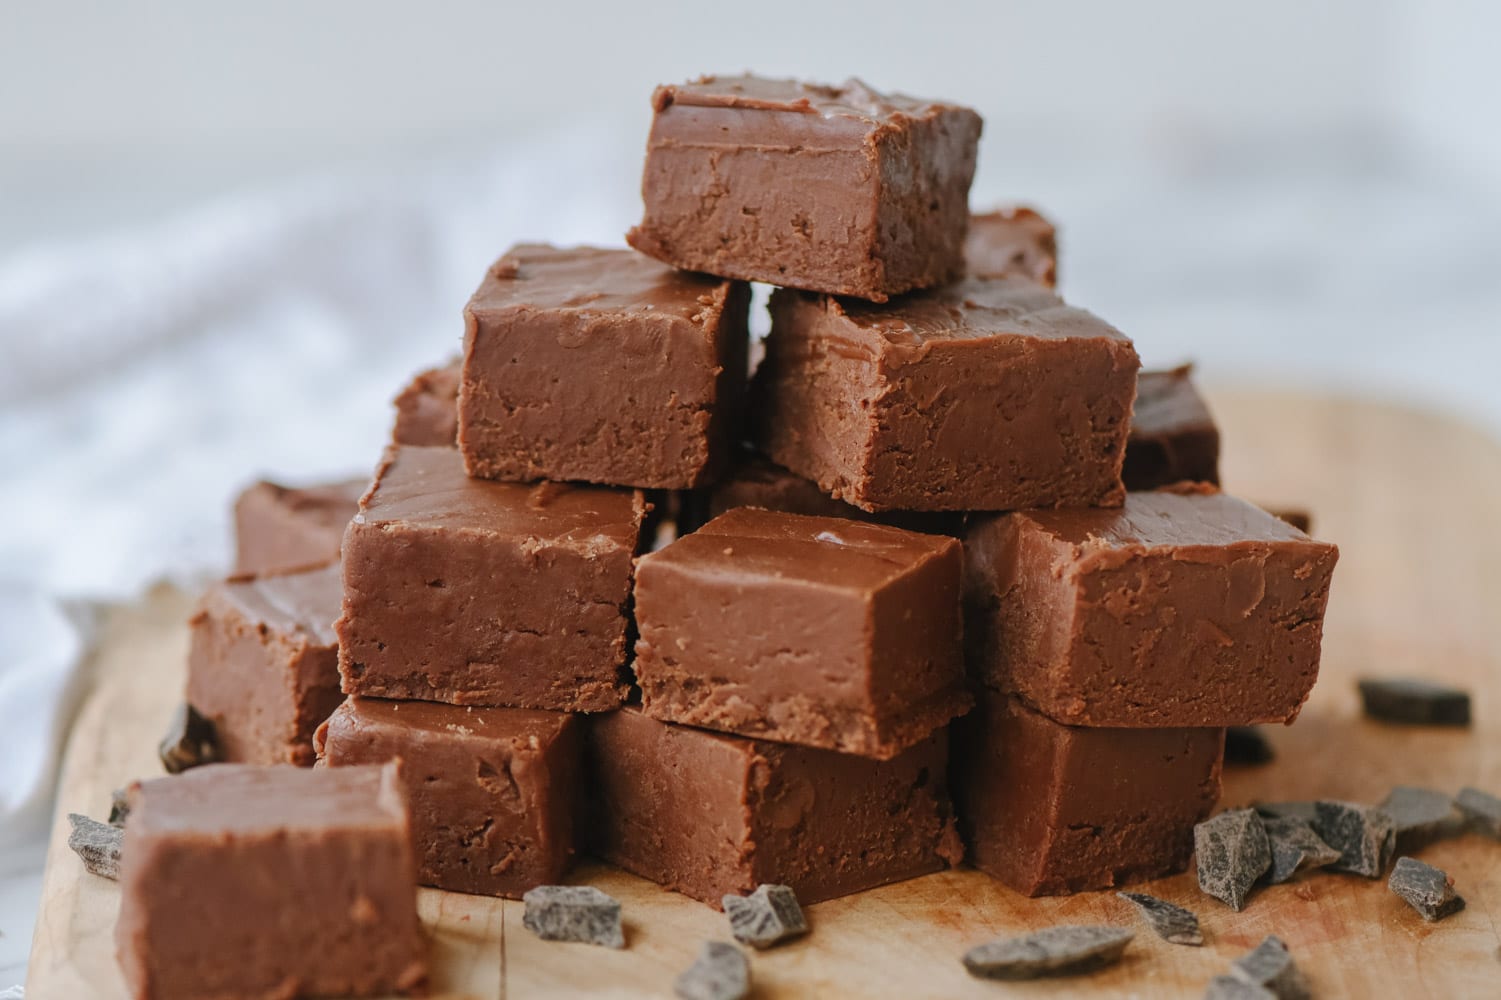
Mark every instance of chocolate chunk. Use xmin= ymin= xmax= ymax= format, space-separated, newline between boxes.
xmin=67 ymin=813 xmax=122 ymax=880
xmin=158 ymin=702 xmax=220 ymax=774
xmin=1255 ymin=801 xmax=1319 ymax=825
xmin=1205 ymin=975 xmax=1277 ymax=1000
xmin=232 ymin=477 xmax=365 ymax=576
xmin=1231 ymin=936 xmax=1310 ymax=1000
xmin=1122 ymin=365 xmax=1221 ymax=492
xmin=961 ymin=926 xmax=1133 ymax=981
xmin=1311 ymin=801 xmax=1395 ymax=877
xmin=1357 ymin=677 xmax=1471 ymax=726
xmin=722 ymin=884 xmax=808 ymax=949
xmin=966 ymin=206 xmax=1058 ymax=287
xmin=1116 ymin=892 xmax=1203 ymax=946
xmin=1388 ymin=856 xmax=1465 ymax=921
xmin=521 ymin=886 xmax=624 ymax=949
xmin=674 ymin=941 xmax=750 ymax=1000
xmin=1195 ymin=809 xmax=1271 ymax=910
xmin=108 ymin=787 xmax=130 ymax=827
xmin=1262 ymin=815 xmax=1340 ymax=884
xmin=1381 ymin=785 xmax=1462 ymax=852
xmin=392 ymin=360 xmax=460 ymax=447
xmin=1225 ymin=727 xmax=1274 ymax=766
xmin=1456 ymin=786 xmax=1501 ymax=838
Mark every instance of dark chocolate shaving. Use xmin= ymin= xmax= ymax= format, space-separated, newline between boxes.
xmin=1381 ymin=785 xmax=1461 ymax=852
xmin=1195 ymin=808 xmax=1271 ymax=910
xmin=961 ymin=925 xmax=1133 ymax=980
xmin=1117 ymin=892 xmax=1203 ymax=946
xmin=1231 ymin=935 xmax=1310 ymax=1000
xmin=1311 ymin=801 xmax=1395 ymax=877
xmin=674 ymin=941 xmax=749 ymax=1000
xmin=158 ymin=702 xmax=220 ymax=774
xmin=1388 ymin=856 xmax=1465 ymax=921
xmin=520 ymin=885 xmax=624 ymax=948
xmin=1456 ymin=786 xmax=1501 ymax=838
xmin=1357 ymin=677 xmax=1470 ymax=726
xmin=1224 ymin=727 xmax=1274 ymax=766
xmin=67 ymin=813 xmax=123 ymax=880
xmin=722 ymin=884 xmax=808 ymax=949
xmin=1262 ymin=815 xmax=1340 ymax=884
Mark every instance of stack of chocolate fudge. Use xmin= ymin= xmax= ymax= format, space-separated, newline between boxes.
xmin=184 ymin=72 xmax=1341 ymax=933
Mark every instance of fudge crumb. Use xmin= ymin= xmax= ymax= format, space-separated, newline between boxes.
xmin=1225 ymin=727 xmax=1274 ymax=766
xmin=1388 ymin=856 xmax=1466 ymax=921
xmin=1456 ymin=786 xmax=1501 ymax=838
xmin=1116 ymin=892 xmax=1203 ymax=946
xmin=108 ymin=788 xmax=130 ymax=828
xmin=723 ymin=884 xmax=808 ymax=949
xmin=1381 ymin=785 xmax=1461 ymax=852
xmin=961 ymin=925 xmax=1133 ymax=980
xmin=1311 ymin=801 xmax=1395 ymax=877
xmin=1357 ymin=677 xmax=1470 ymax=726
xmin=521 ymin=886 xmax=624 ymax=948
xmin=158 ymin=702 xmax=220 ymax=774
xmin=1231 ymin=935 xmax=1310 ymax=1000
xmin=67 ymin=813 xmax=122 ymax=880
xmin=674 ymin=941 xmax=749 ymax=1000
xmin=1262 ymin=815 xmax=1340 ymax=884
xmin=1195 ymin=808 xmax=1271 ymax=910
xmin=1205 ymin=973 xmax=1277 ymax=999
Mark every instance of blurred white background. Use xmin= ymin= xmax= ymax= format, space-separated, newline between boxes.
xmin=2 ymin=1 xmax=1500 ymax=987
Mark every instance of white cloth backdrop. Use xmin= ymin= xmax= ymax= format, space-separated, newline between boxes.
xmin=2 ymin=124 xmax=1500 ymax=986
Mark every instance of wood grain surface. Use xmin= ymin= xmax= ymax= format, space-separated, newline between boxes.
xmin=25 ymin=389 xmax=1501 ymax=999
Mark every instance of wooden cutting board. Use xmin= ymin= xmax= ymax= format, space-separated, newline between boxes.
xmin=25 ymin=389 xmax=1501 ymax=999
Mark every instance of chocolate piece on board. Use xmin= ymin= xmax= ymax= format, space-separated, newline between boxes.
xmin=1225 ymin=727 xmax=1274 ymax=766
xmin=115 ymin=763 xmax=427 ymax=999
xmin=459 ymin=244 xmax=749 ymax=489
xmin=965 ymin=206 xmax=1058 ymax=286
xmin=633 ymin=508 xmax=969 ymax=758
xmin=723 ymin=884 xmax=808 ymax=949
xmin=1357 ymin=677 xmax=1471 ymax=726
xmin=753 ymin=279 xmax=1138 ymax=512
xmin=587 ymin=708 xmax=962 ymax=908
xmin=955 ymin=693 xmax=1222 ymax=896
xmin=337 ymin=446 xmax=646 ymax=711
xmin=68 ymin=813 xmax=123 ymax=880
xmin=961 ymin=926 xmax=1133 ymax=981
xmin=1255 ymin=801 xmax=1319 ymax=825
xmin=1456 ymin=786 xmax=1501 ymax=838
xmin=317 ymin=697 xmax=582 ymax=897
xmin=675 ymin=941 xmax=750 ymax=1000
xmin=628 ymin=74 xmax=981 ymax=302
xmin=187 ymin=563 xmax=344 ymax=766
xmin=1195 ymin=809 xmax=1271 ymax=911
xmin=965 ymin=486 xmax=1339 ymax=727
xmin=1116 ymin=892 xmax=1203 ymax=946
xmin=1388 ymin=856 xmax=1465 ymax=921
xmin=521 ymin=886 xmax=625 ymax=948
xmin=232 ymin=477 xmax=366 ymax=575
xmin=1231 ymin=936 xmax=1310 ymax=1000
xmin=1262 ymin=815 xmax=1340 ymax=884
xmin=1123 ymin=366 xmax=1221 ymax=491
xmin=1381 ymin=785 xmax=1463 ymax=852
xmin=158 ymin=702 xmax=220 ymax=774
xmin=392 ymin=360 xmax=460 ymax=447
xmin=1311 ymin=800 xmax=1395 ymax=877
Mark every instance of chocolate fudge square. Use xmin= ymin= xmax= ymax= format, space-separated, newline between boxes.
xmin=633 ymin=507 xmax=970 ymax=758
xmin=954 ymin=693 xmax=1223 ymax=896
xmin=752 ymin=278 xmax=1140 ymax=512
xmin=232 ymin=477 xmax=366 ymax=575
xmin=116 ymin=762 xmax=426 ymax=999
xmin=965 ymin=206 xmax=1058 ymax=286
xmin=459 ymin=244 xmax=749 ymax=489
xmin=393 ymin=359 xmax=460 ymax=447
xmin=1123 ymin=365 xmax=1221 ymax=490
xmin=317 ymin=697 xmax=581 ymax=898
xmin=336 ymin=445 xmax=646 ymax=711
xmin=588 ymin=708 xmax=962 ymax=907
xmin=186 ymin=563 xmax=345 ymax=766
xmin=627 ymin=74 xmax=982 ymax=302
xmin=964 ymin=485 xmax=1340 ymax=727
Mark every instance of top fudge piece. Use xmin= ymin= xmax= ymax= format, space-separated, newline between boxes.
xmin=233 ymin=477 xmax=366 ymax=575
xmin=752 ymin=278 xmax=1140 ymax=512
xmin=965 ymin=207 xmax=1058 ymax=287
xmin=964 ymin=485 xmax=1339 ymax=727
xmin=1123 ymin=365 xmax=1220 ymax=490
xmin=115 ymin=762 xmax=426 ymax=1000
xmin=337 ymin=445 xmax=647 ymax=711
xmin=459 ymin=244 xmax=749 ymax=490
xmin=626 ymin=74 xmax=982 ymax=302
xmin=392 ymin=360 xmax=460 ymax=447
xmin=633 ymin=507 xmax=970 ymax=758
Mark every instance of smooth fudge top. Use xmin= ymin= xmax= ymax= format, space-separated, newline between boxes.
xmin=358 ymin=446 xmax=645 ymax=546
xmin=649 ymin=507 xmax=957 ymax=593
xmin=467 ymin=244 xmax=734 ymax=326
xmin=653 ymin=74 xmax=972 ymax=130
xmin=828 ymin=277 xmax=1130 ymax=352
xmin=209 ymin=563 xmax=343 ymax=647
xmin=1133 ymin=365 xmax=1216 ymax=440
xmin=965 ymin=207 xmax=1058 ymax=285
xmin=326 ymin=696 xmax=574 ymax=747
xmin=129 ymin=761 xmax=406 ymax=836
